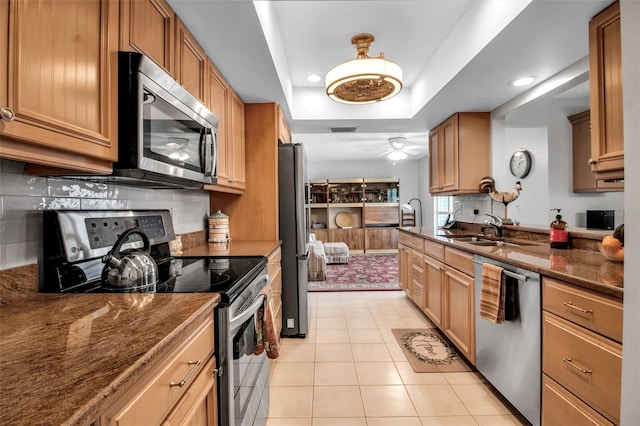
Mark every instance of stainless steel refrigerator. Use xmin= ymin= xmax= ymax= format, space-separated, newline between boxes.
xmin=278 ymin=143 xmax=310 ymax=337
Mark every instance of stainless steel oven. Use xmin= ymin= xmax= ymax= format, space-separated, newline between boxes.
xmin=217 ymin=271 xmax=271 ymax=426
xmin=41 ymin=210 xmax=271 ymax=426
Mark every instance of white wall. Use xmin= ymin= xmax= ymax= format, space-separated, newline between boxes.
xmin=492 ymin=101 xmax=624 ymax=228
xmin=0 ymin=159 xmax=211 ymax=270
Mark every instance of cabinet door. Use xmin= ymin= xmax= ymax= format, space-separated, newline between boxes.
xmin=175 ymin=17 xmax=207 ymax=104
xmin=440 ymin=114 xmax=459 ymax=193
xmin=120 ymin=0 xmax=174 ymax=75
xmin=163 ymin=357 xmax=218 ymax=426
xmin=423 ymin=256 xmax=444 ymax=328
xmin=428 ymin=129 xmax=441 ymax=193
xmin=364 ymin=228 xmax=398 ymax=251
xmin=570 ymin=110 xmax=598 ymax=192
xmin=588 ymin=1 xmax=624 ymax=178
xmin=398 ymin=244 xmax=412 ymax=296
xmin=207 ymin=63 xmax=230 ymax=186
xmin=0 ymin=0 xmax=118 ymax=171
xmin=329 ymin=228 xmax=364 ymax=251
xmin=443 ymin=267 xmax=475 ymax=364
xmin=230 ymin=91 xmax=246 ymax=189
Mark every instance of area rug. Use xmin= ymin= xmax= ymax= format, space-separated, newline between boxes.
xmin=391 ymin=328 xmax=474 ymax=373
xmin=308 ymin=253 xmax=400 ymax=292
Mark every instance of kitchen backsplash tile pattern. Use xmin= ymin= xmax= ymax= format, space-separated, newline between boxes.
xmin=0 ymin=159 xmax=210 ymax=270
xmin=452 ymin=194 xmax=493 ymax=223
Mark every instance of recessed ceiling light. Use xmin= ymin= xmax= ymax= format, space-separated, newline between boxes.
xmin=510 ymin=76 xmax=535 ymax=87
xmin=307 ymin=74 xmax=322 ymax=82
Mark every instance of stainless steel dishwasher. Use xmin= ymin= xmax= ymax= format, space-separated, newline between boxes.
xmin=473 ymin=255 xmax=541 ymax=426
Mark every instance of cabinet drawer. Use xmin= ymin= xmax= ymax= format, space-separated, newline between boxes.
xmin=412 ymin=281 xmax=424 ymax=305
xmin=412 ymin=250 xmax=424 ymax=266
xmin=542 ymin=312 xmax=621 ymax=424
xmin=398 ymin=231 xmax=412 ymax=245
xmin=412 ymin=264 xmax=424 ymax=284
xmin=267 ymin=247 xmax=282 ymax=278
xmin=423 ymin=240 xmax=444 ymax=261
xmin=163 ymin=356 xmax=217 ymax=425
xmin=542 ymin=374 xmax=613 ymax=426
xmin=444 ymin=247 xmax=474 ymax=275
xmin=411 ymin=236 xmax=425 ymax=251
xmin=102 ymin=315 xmax=215 ymax=426
xmin=543 ymin=277 xmax=622 ymax=342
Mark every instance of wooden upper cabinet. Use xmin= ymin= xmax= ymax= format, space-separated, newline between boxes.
xmin=0 ymin=0 xmax=118 ymax=173
xmin=206 ymin=62 xmax=231 ymax=186
xmin=175 ymin=17 xmax=207 ymax=104
xmin=230 ymin=91 xmax=246 ymax=189
xmin=588 ymin=1 xmax=624 ymax=180
xmin=429 ymin=112 xmax=490 ymax=195
xmin=277 ymin=105 xmax=291 ymax=144
xmin=569 ymin=110 xmax=623 ymax=193
xmin=119 ymin=0 xmax=175 ymax=75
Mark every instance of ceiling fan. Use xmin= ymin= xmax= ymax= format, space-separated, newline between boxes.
xmin=382 ymin=136 xmax=426 ymax=161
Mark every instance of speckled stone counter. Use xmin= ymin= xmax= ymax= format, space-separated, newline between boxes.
xmin=398 ymin=227 xmax=623 ymax=300
xmin=180 ymin=240 xmax=281 ymax=257
xmin=0 ymin=292 xmax=220 ymax=425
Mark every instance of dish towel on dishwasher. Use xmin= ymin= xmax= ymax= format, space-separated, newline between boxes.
xmin=479 ymin=263 xmax=506 ymax=324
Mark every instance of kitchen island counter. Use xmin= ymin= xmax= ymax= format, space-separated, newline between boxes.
xmin=399 ymin=227 xmax=623 ymax=300
xmin=0 ymin=292 xmax=220 ymax=426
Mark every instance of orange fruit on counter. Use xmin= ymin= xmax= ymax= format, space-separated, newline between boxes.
xmin=602 ymin=235 xmax=623 ymax=251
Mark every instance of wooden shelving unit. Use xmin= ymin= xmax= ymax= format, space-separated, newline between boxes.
xmin=309 ymin=178 xmax=399 ymax=252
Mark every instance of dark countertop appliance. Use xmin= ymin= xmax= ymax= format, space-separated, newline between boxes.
xmin=41 ymin=210 xmax=270 ymax=426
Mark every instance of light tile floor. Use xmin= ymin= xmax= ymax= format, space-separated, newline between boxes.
xmin=266 ymin=291 xmax=529 ymax=426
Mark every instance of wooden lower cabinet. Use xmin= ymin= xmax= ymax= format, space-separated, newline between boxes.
xmin=328 ymin=228 xmax=364 ymax=251
xmin=542 ymin=374 xmax=613 ymax=426
xmin=443 ymin=266 xmax=475 ymax=364
xmin=423 ymin=255 xmax=444 ymax=328
xmin=268 ymin=246 xmax=283 ymax=339
xmin=99 ymin=313 xmax=216 ymax=425
xmin=411 ymin=250 xmax=425 ymax=309
xmin=542 ymin=311 xmax=621 ymax=424
xmin=365 ymin=227 xmax=398 ymax=251
xmin=398 ymin=243 xmax=412 ymax=297
xmin=163 ymin=357 xmax=218 ymax=426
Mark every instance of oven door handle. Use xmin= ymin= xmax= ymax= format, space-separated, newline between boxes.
xmin=229 ymin=294 xmax=265 ymax=331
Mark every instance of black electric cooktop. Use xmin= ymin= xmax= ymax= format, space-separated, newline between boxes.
xmin=166 ymin=256 xmax=267 ymax=303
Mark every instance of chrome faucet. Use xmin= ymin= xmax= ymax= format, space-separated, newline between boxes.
xmin=484 ymin=213 xmax=503 ymax=237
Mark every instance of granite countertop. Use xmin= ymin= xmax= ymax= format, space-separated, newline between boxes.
xmin=398 ymin=227 xmax=623 ymax=300
xmin=0 ymin=292 xmax=220 ymax=426
xmin=180 ymin=240 xmax=281 ymax=257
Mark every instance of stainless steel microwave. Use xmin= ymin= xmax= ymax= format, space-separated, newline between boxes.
xmin=113 ymin=52 xmax=218 ymax=188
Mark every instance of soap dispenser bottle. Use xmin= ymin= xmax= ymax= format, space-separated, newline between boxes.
xmin=550 ymin=208 xmax=569 ymax=249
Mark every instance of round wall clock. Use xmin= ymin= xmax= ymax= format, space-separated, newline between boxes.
xmin=509 ymin=149 xmax=532 ymax=178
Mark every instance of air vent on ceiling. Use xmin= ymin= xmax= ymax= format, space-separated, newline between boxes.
xmin=330 ymin=127 xmax=358 ymax=133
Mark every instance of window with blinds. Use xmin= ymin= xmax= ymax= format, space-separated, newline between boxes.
xmin=434 ymin=196 xmax=454 ymax=227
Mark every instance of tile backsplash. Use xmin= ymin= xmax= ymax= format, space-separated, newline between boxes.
xmin=0 ymin=159 xmax=210 ymax=270
xmin=452 ymin=194 xmax=493 ymax=223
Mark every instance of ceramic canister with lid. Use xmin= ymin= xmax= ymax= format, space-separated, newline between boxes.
xmin=208 ymin=210 xmax=230 ymax=243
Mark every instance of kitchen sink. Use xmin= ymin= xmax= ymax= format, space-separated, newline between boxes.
xmin=467 ymin=240 xmax=522 ymax=247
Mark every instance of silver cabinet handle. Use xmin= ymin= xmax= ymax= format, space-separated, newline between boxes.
xmin=563 ymin=302 xmax=593 ymax=314
xmin=0 ymin=107 xmax=15 ymax=122
xmin=588 ymin=158 xmax=597 ymax=165
xmin=563 ymin=357 xmax=592 ymax=374
xmin=170 ymin=360 xmax=202 ymax=387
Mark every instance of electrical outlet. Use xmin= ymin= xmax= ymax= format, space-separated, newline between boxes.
xmin=287 ymin=318 xmax=295 ymax=329
xmin=473 ymin=209 xmax=479 ymax=215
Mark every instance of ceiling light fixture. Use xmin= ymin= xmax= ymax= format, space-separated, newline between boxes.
xmin=388 ymin=150 xmax=408 ymax=161
xmin=326 ymin=33 xmax=403 ymax=104
xmin=307 ymin=74 xmax=321 ymax=82
xmin=389 ymin=136 xmax=406 ymax=150
xmin=510 ymin=76 xmax=535 ymax=87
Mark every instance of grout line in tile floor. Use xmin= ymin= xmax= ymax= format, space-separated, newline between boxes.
xmin=265 ymin=291 xmax=528 ymax=426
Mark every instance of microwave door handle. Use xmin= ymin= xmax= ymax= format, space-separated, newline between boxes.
xmin=204 ymin=129 xmax=215 ymax=177
xmin=199 ymin=128 xmax=206 ymax=173
xmin=208 ymin=130 xmax=217 ymax=177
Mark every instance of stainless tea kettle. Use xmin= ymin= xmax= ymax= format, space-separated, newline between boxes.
xmin=101 ymin=228 xmax=158 ymax=289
